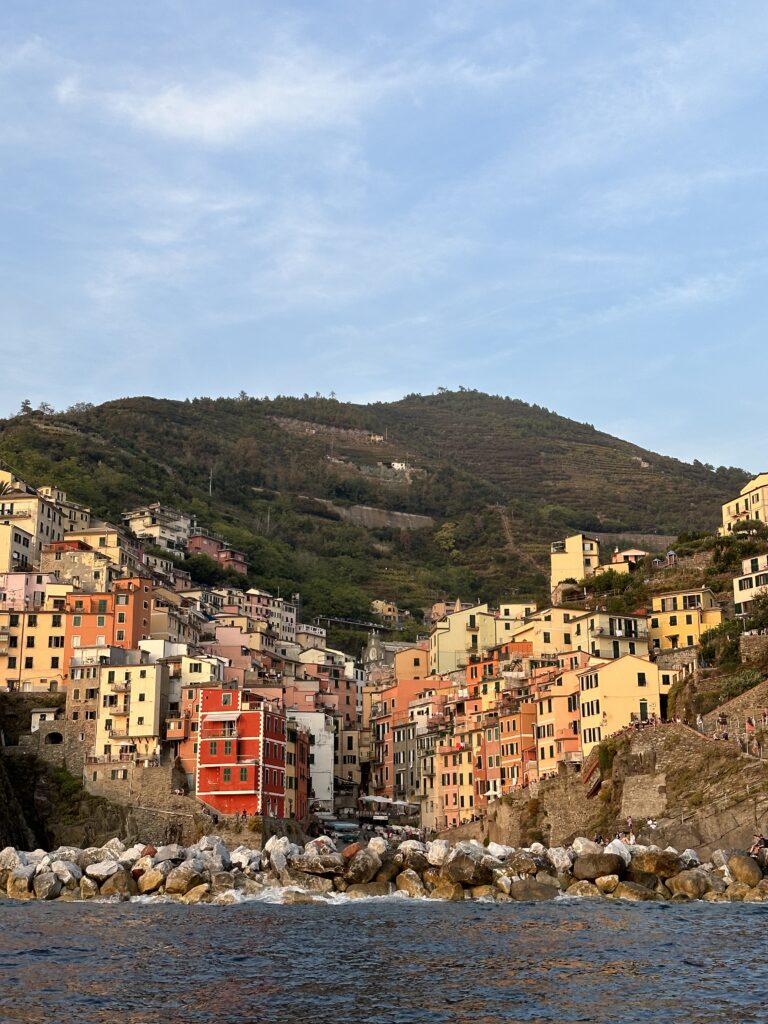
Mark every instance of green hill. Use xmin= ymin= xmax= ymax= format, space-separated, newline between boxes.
xmin=0 ymin=391 xmax=748 ymax=636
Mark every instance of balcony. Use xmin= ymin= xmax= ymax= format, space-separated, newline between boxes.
xmin=110 ymin=706 xmax=130 ymax=717
xmin=200 ymin=727 xmax=238 ymax=739
xmin=108 ymin=728 xmax=130 ymax=738
xmin=109 ymin=681 xmax=130 ymax=692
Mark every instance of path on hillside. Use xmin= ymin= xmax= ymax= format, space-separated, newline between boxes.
xmin=493 ymin=505 xmax=542 ymax=575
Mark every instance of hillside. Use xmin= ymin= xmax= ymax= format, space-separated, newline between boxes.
xmin=0 ymin=391 xmax=748 ymax=630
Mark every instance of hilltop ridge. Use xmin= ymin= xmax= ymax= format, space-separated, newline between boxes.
xmin=0 ymin=390 xmax=749 ymax=621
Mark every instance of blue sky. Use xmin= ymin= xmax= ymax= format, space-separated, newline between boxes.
xmin=1 ymin=1 xmax=766 ymax=470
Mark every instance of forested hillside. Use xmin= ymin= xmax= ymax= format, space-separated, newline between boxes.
xmin=0 ymin=390 xmax=748 ymax=633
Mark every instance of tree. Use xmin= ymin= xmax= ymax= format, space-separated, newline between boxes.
xmin=18 ymin=399 xmax=32 ymax=415
xmin=37 ymin=402 xmax=55 ymax=416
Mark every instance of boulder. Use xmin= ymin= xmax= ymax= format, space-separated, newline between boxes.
xmin=727 ymin=854 xmax=763 ymax=888
xmin=154 ymin=844 xmax=185 ymax=863
xmin=572 ymin=854 xmax=626 ymax=881
xmin=79 ymin=876 xmax=100 ymax=900
xmin=506 ymin=851 xmax=538 ymax=877
xmin=50 ymin=860 xmax=82 ymax=889
xmin=604 ymin=839 xmax=632 ymax=866
xmin=401 ymin=848 xmax=429 ymax=874
xmin=368 ymin=837 xmax=389 ymax=856
xmin=344 ymin=848 xmax=382 ymax=885
xmin=666 ymin=869 xmax=712 ymax=900
xmin=680 ymin=849 xmax=700 ymax=869
xmin=50 ymin=846 xmax=82 ymax=866
xmin=165 ymin=863 xmax=206 ymax=896
xmin=572 ymin=837 xmax=603 ymax=856
xmin=398 ymin=839 xmax=426 ymax=854
xmin=510 ymin=878 xmax=559 ymax=901
xmin=7 ymin=864 xmax=36 ymax=899
xmin=237 ymin=879 xmax=266 ymax=897
xmin=211 ymin=871 xmax=237 ymax=894
xmin=484 ymin=842 xmax=513 ymax=861
xmin=333 ymin=878 xmax=348 ymax=892
xmin=342 ymin=842 xmax=362 ymax=861
xmin=230 ymin=846 xmax=259 ymax=872
xmin=395 ymin=869 xmax=426 ymax=898
xmin=79 ymin=848 xmax=106 ymax=870
xmin=702 ymin=891 xmax=730 ymax=903
xmin=100 ymin=837 xmax=125 ymax=857
xmin=137 ymin=868 xmax=168 ymax=895
xmin=346 ymin=881 xmax=393 ymax=898
xmin=131 ymin=855 xmax=155 ymax=880
xmin=546 ymin=847 xmax=573 ymax=874
xmin=725 ymin=881 xmax=752 ymax=902
xmin=0 ymin=848 xmax=28 ymax=872
xmin=630 ymin=849 xmax=683 ymax=879
xmin=374 ymin=859 xmax=400 ymax=884
xmin=626 ymin=868 xmax=659 ymax=890
xmin=422 ymin=868 xmax=441 ymax=890
xmin=535 ymin=872 xmax=561 ymax=889
xmin=471 ymin=884 xmax=496 ymax=899
xmin=566 ymin=880 xmax=601 ymax=898
xmin=85 ymin=860 xmax=119 ymax=884
xmin=281 ymin=870 xmax=334 ymax=893
xmin=493 ymin=872 xmax=512 ymax=895
xmin=595 ymin=874 xmax=620 ymax=894
xmin=32 ymin=872 xmax=62 ymax=901
xmin=305 ymin=836 xmax=336 ymax=856
xmin=426 ymin=840 xmax=450 ymax=866
xmin=614 ymin=881 xmax=663 ymax=902
xmin=428 ymin=879 xmax=466 ymax=902
xmin=282 ymin=890 xmax=317 ymax=905
xmin=140 ymin=844 xmax=158 ymax=859
xmin=441 ymin=845 xmax=492 ymax=887
xmin=100 ymin=868 xmax=137 ymax=899
xmin=183 ymin=883 xmax=212 ymax=905
xmin=211 ymin=891 xmax=241 ymax=905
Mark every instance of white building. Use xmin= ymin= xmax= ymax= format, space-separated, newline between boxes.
xmin=288 ymin=710 xmax=335 ymax=811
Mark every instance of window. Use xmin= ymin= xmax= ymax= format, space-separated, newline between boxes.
xmin=97 ymin=616 xmax=106 ymax=627
xmin=240 ymin=767 xmax=248 ymax=782
xmin=543 ymin=631 xmax=551 ymax=644
xmin=210 ymin=741 xmax=218 ymax=754
xmin=138 ymin=692 xmax=145 ymax=702
xmin=24 ymin=656 xmax=33 ymax=669
xmin=637 ymin=672 xmax=647 ymax=686
xmin=116 ymin=630 xmax=125 ymax=641
xmin=563 ymin=633 xmax=571 ymax=645
xmin=28 ymin=615 xmax=37 ymax=628
xmin=137 ymin=717 xmax=144 ymax=725
xmin=26 ymin=636 xmax=35 ymax=648
xmin=73 ymin=616 xmax=82 ymax=627
xmin=669 ymin=615 xmax=677 ymax=626
xmin=52 ymin=614 xmax=61 ymax=628
xmin=222 ymin=768 xmax=231 ymax=782
xmin=224 ymin=740 xmax=232 ymax=755
xmin=221 ymin=693 xmax=232 ymax=706
xmin=117 ymin=612 xmax=126 ymax=624
xmin=51 ymin=657 xmax=59 ymax=669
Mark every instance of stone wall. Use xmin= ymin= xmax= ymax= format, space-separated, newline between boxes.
xmin=740 ymin=633 xmax=768 ymax=664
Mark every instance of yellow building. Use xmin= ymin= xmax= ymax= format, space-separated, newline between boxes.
xmin=394 ymin=645 xmax=429 ymax=682
xmin=648 ymin=588 xmax=722 ymax=651
xmin=550 ymin=533 xmax=600 ymax=595
xmin=720 ymin=473 xmax=768 ymax=535
xmin=0 ymin=588 xmax=70 ymax=693
xmin=93 ymin=660 xmax=168 ymax=763
xmin=510 ymin=607 xmax=589 ymax=658
xmin=429 ymin=603 xmax=496 ymax=674
xmin=578 ymin=655 xmax=678 ymax=757
xmin=0 ymin=522 xmax=34 ymax=572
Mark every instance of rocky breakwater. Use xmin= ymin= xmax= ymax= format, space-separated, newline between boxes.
xmin=2 ymin=833 xmax=768 ymax=905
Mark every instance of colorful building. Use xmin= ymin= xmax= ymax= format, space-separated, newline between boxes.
xmin=196 ymin=688 xmax=286 ymax=817
xmin=648 ymin=588 xmax=723 ymax=651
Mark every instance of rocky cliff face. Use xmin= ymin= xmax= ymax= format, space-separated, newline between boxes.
xmin=0 ymin=756 xmax=36 ymax=849
xmin=466 ymin=725 xmax=768 ymax=856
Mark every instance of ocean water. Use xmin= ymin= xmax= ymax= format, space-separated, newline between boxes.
xmin=1 ymin=894 xmax=766 ymax=1024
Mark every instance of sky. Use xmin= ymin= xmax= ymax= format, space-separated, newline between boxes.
xmin=1 ymin=1 xmax=766 ymax=471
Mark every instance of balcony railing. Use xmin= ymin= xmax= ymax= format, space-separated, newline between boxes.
xmin=108 ymin=728 xmax=130 ymax=738
xmin=200 ymin=727 xmax=239 ymax=739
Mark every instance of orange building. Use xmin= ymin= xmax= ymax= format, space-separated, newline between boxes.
xmin=63 ymin=578 xmax=152 ymax=682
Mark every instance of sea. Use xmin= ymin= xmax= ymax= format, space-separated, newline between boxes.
xmin=1 ymin=892 xmax=766 ymax=1024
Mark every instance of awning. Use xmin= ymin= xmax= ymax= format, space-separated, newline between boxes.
xmin=202 ymin=711 xmax=241 ymax=722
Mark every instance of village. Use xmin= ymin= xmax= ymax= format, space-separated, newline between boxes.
xmin=2 ymin=463 xmax=768 ymax=838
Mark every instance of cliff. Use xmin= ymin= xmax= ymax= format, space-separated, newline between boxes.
xmin=455 ymin=724 xmax=768 ymax=856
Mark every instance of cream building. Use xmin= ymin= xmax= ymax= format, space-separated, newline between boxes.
xmin=122 ymin=503 xmax=191 ymax=552
xmin=0 ymin=522 xmax=34 ymax=572
xmin=93 ymin=659 xmax=169 ymax=763
xmin=720 ymin=473 xmax=768 ymax=535
xmin=733 ymin=553 xmax=768 ymax=615
xmin=37 ymin=486 xmax=91 ymax=533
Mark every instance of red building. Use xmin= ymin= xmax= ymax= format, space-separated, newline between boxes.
xmin=195 ymin=687 xmax=286 ymax=816
xmin=63 ymin=577 xmax=152 ymax=681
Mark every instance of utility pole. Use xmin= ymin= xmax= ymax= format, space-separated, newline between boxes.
xmin=208 ymin=468 xmax=213 ymax=496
